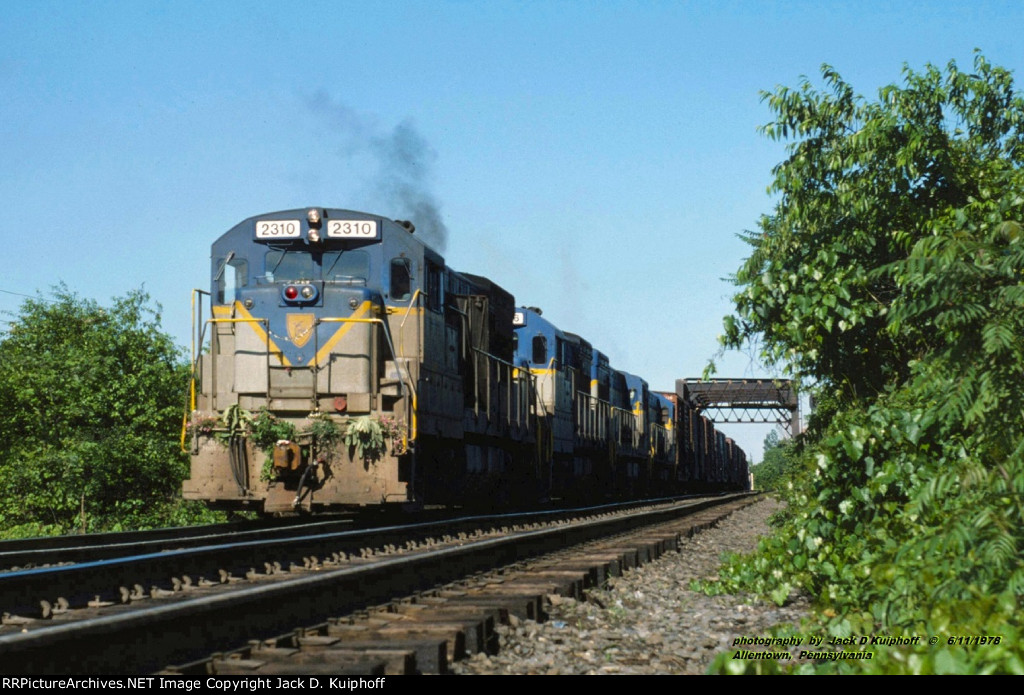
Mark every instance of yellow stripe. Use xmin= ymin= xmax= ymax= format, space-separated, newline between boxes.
xmin=529 ymin=357 xmax=559 ymax=376
xmin=213 ymin=303 xmax=291 ymax=366
xmin=313 ymin=300 xmax=373 ymax=366
xmin=210 ymin=301 xmax=374 ymax=367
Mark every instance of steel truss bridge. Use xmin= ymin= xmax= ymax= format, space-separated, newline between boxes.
xmin=677 ymin=378 xmax=799 ymax=436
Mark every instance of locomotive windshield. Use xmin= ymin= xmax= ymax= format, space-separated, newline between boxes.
xmin=262 ymin=249 xmax=369 ymax=283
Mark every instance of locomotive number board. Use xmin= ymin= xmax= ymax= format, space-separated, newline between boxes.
xmin=255 ymin=220 xmax=301 ymax=238
xmin=253 ymin=219 xmax=380 ymax=240
xmin=327 ymin=220 xmax=379 ymax=238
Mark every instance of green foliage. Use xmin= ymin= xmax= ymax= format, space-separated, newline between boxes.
xmin=343 ymin=416 xmax=388 ymax=461
xmin=307 ymin=410 xmax=342 ymax=453
xmin=219 ymin=404 xmax=253 ymax=441
xmin=0 ymin=286 xmax=219 ymax=534
xmin=707 ymin=54 xmax=1024 ymax=673
xmin=753 ymin=430 xmax=800 ymax=491
xmin=204 ymin=408 xmax=346 ymax=481
xmin=244 ymin=408 xmax=298 ymax=482
xmin=186 ymin=412 xmax=221 ymax=439
xmin=723 ymin=52 xmax=1024 ymax=402
xmin=338 ymin=416 xmax=403 ymax=461
xmin=707 ymin=393 xmax=1024 ymax=673
xmin=248 ymin=407 xmax=297 ymax=451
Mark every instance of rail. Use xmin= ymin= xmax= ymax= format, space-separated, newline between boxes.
xmin=395 ymin=288 xmax=423 ymax=357
xmin=0 ymin=495 xmax=755 ymax=674
xmin=575 ymin=391 xmax=610 ymax=442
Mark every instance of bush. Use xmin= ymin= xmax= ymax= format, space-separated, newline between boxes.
xmin=0 ymin=287 xmax=225 ymax=534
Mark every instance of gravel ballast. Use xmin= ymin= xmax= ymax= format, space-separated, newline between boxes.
xmin=453 ymin=497 xmax=810 ymax=675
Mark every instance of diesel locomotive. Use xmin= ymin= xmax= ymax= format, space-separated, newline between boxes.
xmin=182 ymin=207 xmax=748 ymax=513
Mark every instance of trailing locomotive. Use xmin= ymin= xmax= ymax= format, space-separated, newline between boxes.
xmin=183 ymin=207 xmax=748 ymax=513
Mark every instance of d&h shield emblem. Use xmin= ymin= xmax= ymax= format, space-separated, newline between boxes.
xmin=286 ymin=313 xmax=315 ymax=348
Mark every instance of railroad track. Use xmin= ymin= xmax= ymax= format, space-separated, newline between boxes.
xmin=0 ymin=498 xmax=694 ymax=571
xmin=0 ymin=497 xmax=713 ymax=618
xmin=0 ymin=494 xmax=756 ymax=674
xmin=0 ymin=510 xmax=452 ymax=570
xmin=0 ymin=515 xmax=357 ymax=570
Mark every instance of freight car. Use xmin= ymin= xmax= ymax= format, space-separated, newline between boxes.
xmin=182 ymin=207 xmax=748 ymax=513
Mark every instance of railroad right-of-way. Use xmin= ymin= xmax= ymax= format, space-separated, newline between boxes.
xmin=0 ymin=495 xmax=758 ymax=674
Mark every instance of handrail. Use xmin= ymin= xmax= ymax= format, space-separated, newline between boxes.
xmin=181 ymin=301 xmax=272 ymax=451
xmin=180 ymin=289 xmax=210 ymax=451
xmin=204 ymin=317 xmax=274 ymax=412
xmin=463 ymin=346 xmax=536 ymax=431
xmin=396 ymin=289 xmax=423 ymax=357
xmin=317 ymin=315 xmax=418 ymax=444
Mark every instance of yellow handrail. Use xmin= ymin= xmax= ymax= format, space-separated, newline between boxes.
xmin=180 ymin=313 xmax=274 ymax=451
xmin=397 ymin=289 xmax=423 ymax=357
xmin=318 ymin=315 xmax=419 ymax=444
xmin=180 ymin=289 xmax=209 ymax=451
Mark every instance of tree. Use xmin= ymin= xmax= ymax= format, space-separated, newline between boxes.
xmin=0 ymin=287 xmax=195 ymax=536
xmin=723 ymin=52 xmax=1024 ymax=402
xmin=708 ymin=54 xmax=1024 ymax=673
xmin=752 ymin=429 xmax=797 ymax=491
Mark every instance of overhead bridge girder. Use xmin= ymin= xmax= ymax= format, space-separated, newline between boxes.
xmin=677 ymin=378 xmax=799 ymax=435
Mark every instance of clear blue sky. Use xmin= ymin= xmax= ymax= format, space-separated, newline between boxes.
xmin=2 ymin=0 xmax=1021 ymax=460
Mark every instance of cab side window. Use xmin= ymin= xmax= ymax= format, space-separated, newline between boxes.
xmin=532 ymin=335 xmax=547 ymax=365
xmin=390 ymin=258 xmax=411 ymax=300
xmin=216 ymin=257 xmax=248 ymax=304
xmin=426 ymin=262 xmax=442 ymax=312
